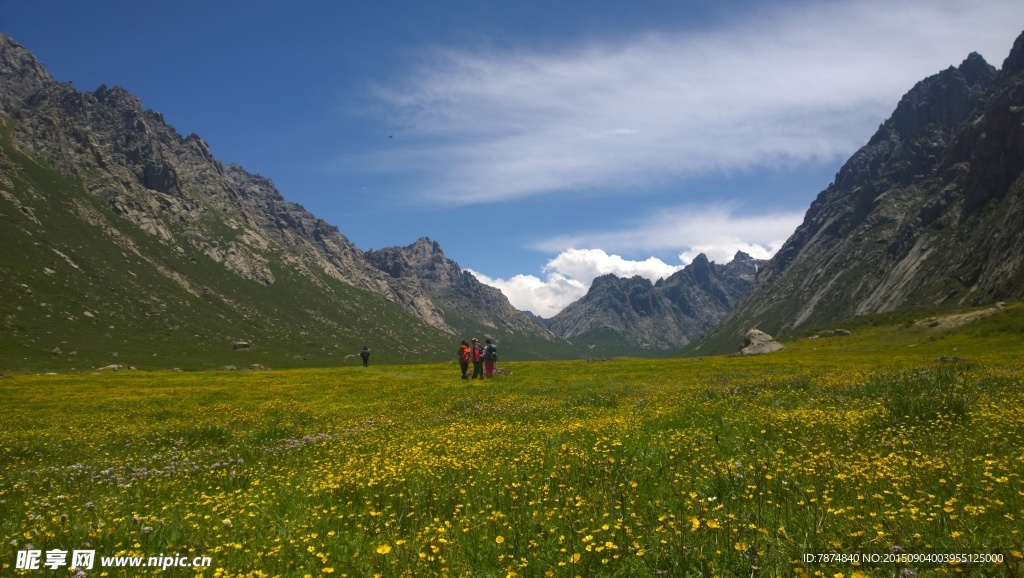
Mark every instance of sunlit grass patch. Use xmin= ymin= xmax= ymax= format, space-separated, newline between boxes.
xmin=852 ymin=365 xmax=980 ymax=426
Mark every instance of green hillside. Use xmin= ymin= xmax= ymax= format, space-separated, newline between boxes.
xmin=683 ymin=300 xmax=1024 ymax=358
xmin=0 ymin=119 xmax=455 ymax=374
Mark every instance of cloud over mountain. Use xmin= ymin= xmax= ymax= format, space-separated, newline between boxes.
xmin=473 ymin=204 xmax=801 ymax=317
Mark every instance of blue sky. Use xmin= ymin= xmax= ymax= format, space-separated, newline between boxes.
xmin=3 ymin=0 xmax=1022 ymax=316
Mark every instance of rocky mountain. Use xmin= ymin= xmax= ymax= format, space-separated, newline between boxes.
xmin=0 ymin=34 xmax=451 ymax=319
xmin=692 ymin=31 xmax=1024 ymax=355
xmin=365 ymin=237 xmax=578 ymax=358
xmin=546 ymin=252 xmax=763 ymax=355
xmin=0 ymin=33 xmax=575 ymax=371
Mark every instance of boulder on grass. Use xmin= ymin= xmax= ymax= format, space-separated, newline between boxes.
xmin=740 ymin=329 xmax=784 ymax=356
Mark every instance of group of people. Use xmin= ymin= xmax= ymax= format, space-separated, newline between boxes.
xmin=457 ymin=338 xmax=497 ymax=379
xmin=358 ymin=340 xmax=497 ymax=378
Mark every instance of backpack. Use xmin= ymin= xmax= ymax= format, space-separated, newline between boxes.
xmin=486 ymin=345 xmax=497 ymax=362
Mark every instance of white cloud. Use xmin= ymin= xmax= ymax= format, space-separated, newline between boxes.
xmin=468 ymin=269 xmax=588 ymax=319
xmin=536 ymin=203 xmax=805 ymax=264
xmin=472 ymin=204 xmax=805 ymax=316
xmin=469 ymin=249 xmax=679 ymax=318
xmin=545 ymin=249 xmax=682 ymax=285
xmin=359 ymin=0 xmax=1022 ymax=204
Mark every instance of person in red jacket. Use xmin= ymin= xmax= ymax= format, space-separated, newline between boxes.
xmin=457 ymin=340 xmax=471 ymax=379
xmin=471 ymin=338 xmax=485 ymax=379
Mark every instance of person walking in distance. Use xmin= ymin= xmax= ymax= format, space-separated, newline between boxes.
xmin=471 ymin=338 xmax=485 ymax=379
xmin=359 ymin=346 xmax=370 ymax=367
xmin=457 ymin=340 xmax=472 ymax=379
xmin=483 ymin=338 xmax=498 ymax=378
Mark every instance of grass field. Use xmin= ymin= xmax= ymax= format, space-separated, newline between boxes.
xmin=2 ymin=306 xmax=1023 ymax=577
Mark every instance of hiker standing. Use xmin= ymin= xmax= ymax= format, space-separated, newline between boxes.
xmin=471 ymin=338 xmax=485 ymax=379
xmin=483 ymin=338 xmax=498 ymax=378
xmin=457 ymin=340 xmax=472 ymax=379
xmin=359 ymin=346 xmax=370 ymax=367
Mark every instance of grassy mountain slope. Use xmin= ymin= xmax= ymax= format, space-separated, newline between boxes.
xmin=0 ymin=119 xmax=454 ymax=373
xmin=686 ymin=298 xmax=1024 ymax=359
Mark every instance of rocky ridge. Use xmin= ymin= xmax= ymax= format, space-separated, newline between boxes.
xmin=697 ymin=31 xmax=1024 ymax=353
xmin=0 ymin=34 xmax=456 ymax=327
xmin=547 ymin=252 xmax=764 ymax=352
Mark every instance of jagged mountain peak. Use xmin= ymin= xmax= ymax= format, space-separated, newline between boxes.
xmin=93 ymin=84 xmax=145 ymax=110
xmin=591 ymin=273 xmax=649 ymax=290
xmin=873 ymin=51 xmax=995 ymax=146
xmin=688 ymin=252 xmax=712 ymax=270
xmin=957 ymin=52 xmax=996 ymax=86
xmin=592 ymin=272 xmax=619 ymax=283
xmin=1001 ymin=29 xmax=1024 ymax=77
xmin=366 ymin=237 xmax=460 ymax=284
xmin=406 ymin=236 xmax=448 ymax=263
xmin=0 ymin=34 xmax=51 ymax=86
xmin=408 ymin=235 xmax=441 ymax=250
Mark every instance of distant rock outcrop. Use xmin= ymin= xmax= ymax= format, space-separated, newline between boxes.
xmin=698 ymin=31 xmax=1024 ymax=353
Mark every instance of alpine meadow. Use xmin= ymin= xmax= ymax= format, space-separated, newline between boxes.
xmin=2 ymin=306 xmax=1024 ymax=576
xmin=3 ymin=7 xmax=1024 ymax=578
